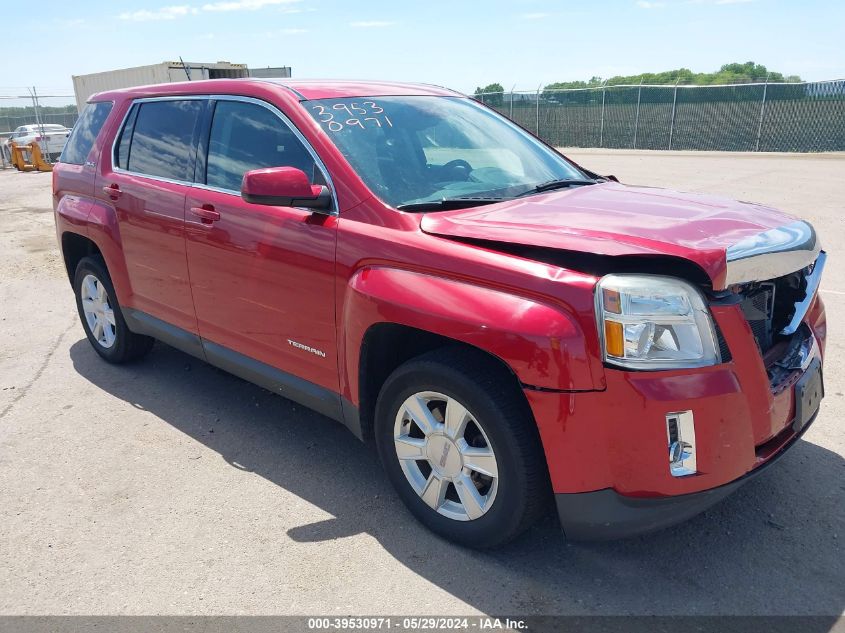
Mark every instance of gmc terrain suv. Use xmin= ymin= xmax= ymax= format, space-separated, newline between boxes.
xmin=53 ymin=79 xmax=826 ymax=547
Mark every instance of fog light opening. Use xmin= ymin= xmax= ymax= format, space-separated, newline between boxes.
xmin=667 ymin=410 xmax=697 ymax=477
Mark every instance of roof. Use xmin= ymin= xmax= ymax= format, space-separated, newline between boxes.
xmin=257 ymin=79 xmax=463 ymax=99
xmin=92 ymin=78 xmax=464 ymax=102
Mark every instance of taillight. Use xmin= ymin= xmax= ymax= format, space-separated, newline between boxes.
xmin=34 ymin=136 xmax=43 ymax=142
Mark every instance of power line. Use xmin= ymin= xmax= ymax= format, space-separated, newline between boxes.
xmin=0 ymin=95 xmax=74 ymax=99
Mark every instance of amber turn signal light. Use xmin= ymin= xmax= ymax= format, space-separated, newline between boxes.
xmin=604 ymin=320 xmax=624 ymax=357
xmin=602 ymin=288 xmax=622 ymax=314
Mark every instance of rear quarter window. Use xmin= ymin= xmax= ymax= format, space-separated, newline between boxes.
xmin=60 ymin=102 xmax=113 ymax=165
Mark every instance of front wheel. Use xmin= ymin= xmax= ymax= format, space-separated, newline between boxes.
xmin=375 ymin=348 xmax=550 ymax=548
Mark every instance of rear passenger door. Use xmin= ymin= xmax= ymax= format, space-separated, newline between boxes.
xmin=184 ymin=97 xmax=339 ymax=394
xmin=99 ymin=98 xmax=204 ymax=333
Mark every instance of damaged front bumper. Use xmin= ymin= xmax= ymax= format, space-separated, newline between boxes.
xmin=524 ymin=286 xmax=826 ymax=541
xmin=554 ymin=408 xmax=818 ymax=540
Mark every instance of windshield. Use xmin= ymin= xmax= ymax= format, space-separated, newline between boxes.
xmin=305 ymin=96 xmax=587 ymax=209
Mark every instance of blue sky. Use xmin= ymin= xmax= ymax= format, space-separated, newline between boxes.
xmin=4 ymin=0 xmax=845 ymax=105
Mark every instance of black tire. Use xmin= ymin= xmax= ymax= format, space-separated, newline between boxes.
xmin=374 ymin=347 xmax=550 ymax=548
xmin=73 ymin=255 xmax=154 ymax=363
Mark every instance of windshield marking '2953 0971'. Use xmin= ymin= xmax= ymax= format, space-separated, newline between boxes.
xmin=305 ymin=96 xmax=589 ymax=210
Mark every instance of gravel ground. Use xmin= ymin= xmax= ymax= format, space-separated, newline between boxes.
xmin=0 ymin=150 xmax=843 ymax=617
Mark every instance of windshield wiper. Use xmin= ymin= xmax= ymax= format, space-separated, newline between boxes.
xmin=515 ymin=178 xmax=598 ymax=198
xmin=396 ymin=197 xmax=510 ymax=212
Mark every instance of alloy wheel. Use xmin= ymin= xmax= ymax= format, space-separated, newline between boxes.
xmin=80 ymin=274 xmax=117 ymax=349
xmin=393 ymin=391 xmax=499 ymax=521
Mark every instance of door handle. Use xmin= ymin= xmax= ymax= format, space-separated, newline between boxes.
xmin=102 ymin=184 xmax=121 ymax=199
xmin=189 ymin=205 xmax=220 ymax=224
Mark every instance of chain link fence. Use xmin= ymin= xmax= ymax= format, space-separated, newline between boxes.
xmin=0 ymin=109 xmax=78 ymax=133
xmin=2 ymin=80 xmax=843 ymax=167
xmin=1 ymin=89 xmax=78 ymax=168
xmin=0 ymin=89 xmax=78 ymax=133
xmin=476 ymin=79 xmax=845 ymax=152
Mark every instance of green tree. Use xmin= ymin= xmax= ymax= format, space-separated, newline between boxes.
xmin=544 ymin=76 xmax=605 ymax=91
xmin=474 ymin=83 xmax=505 ymax=107
xmin=543 ymin=63 xmax=802 ymax=91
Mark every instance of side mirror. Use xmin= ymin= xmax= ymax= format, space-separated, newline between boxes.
xmin=241 ymin=166 xmax=333 ymax=212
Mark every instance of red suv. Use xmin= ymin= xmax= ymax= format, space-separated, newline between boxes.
xmin=53 ymin=79 xmax=826 ymax=547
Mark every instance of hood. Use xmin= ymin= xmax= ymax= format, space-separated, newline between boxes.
xmin=420 ymin=182 xmax=818 ymax=289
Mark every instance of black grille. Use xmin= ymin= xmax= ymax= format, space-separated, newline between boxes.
xmin=740 ymin=285 xmax=775 ymax=352
xmin=714 ymin=320 xmax=732 ymax=362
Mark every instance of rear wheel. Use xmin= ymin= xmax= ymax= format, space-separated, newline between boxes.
xmin=73 ymin=256 xmax=154 ymax=363
xmin=375 ymin=348 xmax=549 ymax=548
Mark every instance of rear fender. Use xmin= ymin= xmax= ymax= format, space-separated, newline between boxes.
xmin=85 ymin=200 xmax=132 ymax=304
xmin=341 ymin=266 xmax=601 ymax=401
xmin=55 ymin=192 xmax=92 ymax=237
xmin=58 ymin=197 xmax=132 ymax=306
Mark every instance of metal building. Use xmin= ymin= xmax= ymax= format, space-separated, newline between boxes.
xmin=72 ymin=62 xmax=291 ymax=112
xmin=248 ymin=67 xmax=293 ymax=79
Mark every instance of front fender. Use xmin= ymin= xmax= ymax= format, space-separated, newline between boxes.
xmin=341 ymin=266 xmax=602 ymax=401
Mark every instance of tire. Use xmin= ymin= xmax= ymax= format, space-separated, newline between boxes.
xmin=73 ymin=256 xmax=154 ymax=363
xmin=374 ymin=347 xmax=550 ymax=548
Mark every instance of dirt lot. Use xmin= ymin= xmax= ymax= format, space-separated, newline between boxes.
xmin=0 ymin=151 xmax=843 ymax=617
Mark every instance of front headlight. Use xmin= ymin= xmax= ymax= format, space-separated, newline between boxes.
xmin=596 ymin=274 xmax=721 ymax=370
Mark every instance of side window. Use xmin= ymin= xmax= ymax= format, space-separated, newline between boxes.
xmin=127 ymin=100 xmax=203 ymax=181
xmin=114 ymin=105 xmax=138 ymax=170
xmin=59 ymin=101 xmax=113 ymax=165
xmin=206 ymin=100 xmax=316 ymax=192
